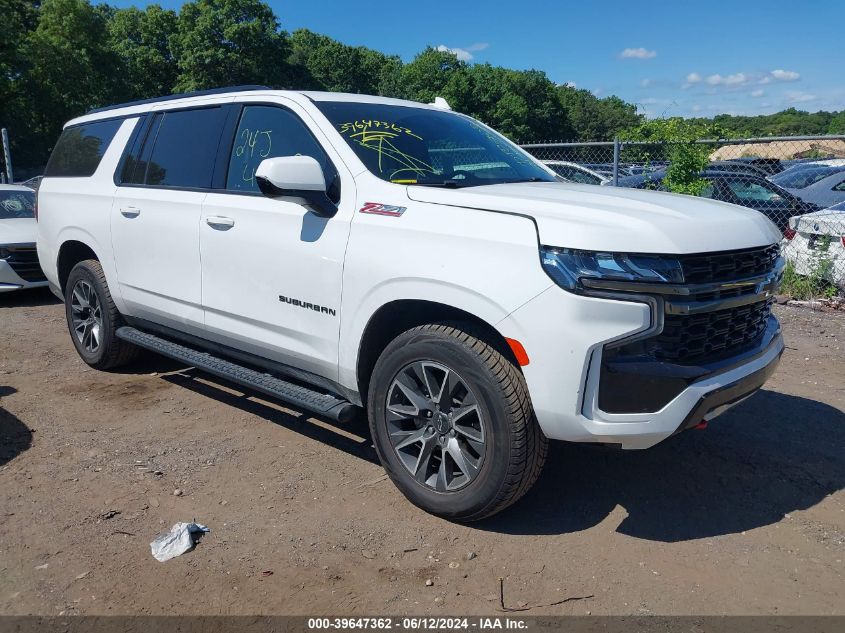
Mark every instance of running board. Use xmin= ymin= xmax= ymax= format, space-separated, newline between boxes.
xmin=116 ymin=326 xmax=358 ymax=423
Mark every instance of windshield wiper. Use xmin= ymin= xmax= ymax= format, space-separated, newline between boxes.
xmin=501 ymin=177 xmax=550 ymax=184
xmin=411 ymin=179 xmax=472 ymax=188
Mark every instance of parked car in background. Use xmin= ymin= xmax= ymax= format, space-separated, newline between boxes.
xmin=708 ymin=161 xmax=772 ymax=178
xmin=770 ymin=165 xmax=845 ymax=190
xmin=784 ymin=200 xmax=845 ymax=288
xmin=617 ymin=169 xmax=816 ymax=234
xmin=729 ymin=157 xmax=785 ymax=175
xmin=805 ymin=158 xmax=845 ymax=168
xmin=19 ymin=175 xmax=44 ymax=191
xmin=580 ymin=162 xmax=633 ymax=178
xmin=0 ymin=185 xmax=48 ymax=292
xmin=778 ymin=169 xmax=845 ymax=209
xmin=542 ymin=160 xmax=610 ymax=185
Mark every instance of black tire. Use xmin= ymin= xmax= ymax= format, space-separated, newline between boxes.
xmin=368 ymin=323 xmax=547 ymax=521
xmin=64 ymin=259 xmax=139 ymax=370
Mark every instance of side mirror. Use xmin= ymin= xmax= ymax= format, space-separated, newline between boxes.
xmin=255 ymin=156 xmax=337 ymax=218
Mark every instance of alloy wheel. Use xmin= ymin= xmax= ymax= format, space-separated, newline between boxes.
xmin=386 ymin=361 xmax=486 ymax=492
xmin=70 ymin=280 xmax=103 ymax=354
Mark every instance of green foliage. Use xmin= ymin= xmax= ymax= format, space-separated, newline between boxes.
xmin=107 ymin=5 xmax=178 ymax=100
xmin=622 ymin=118 xmax=728 ymax=195
xmin=557 ymin=86 xmax=641 ymax=140
xmin=828 ymin=111 xmax=845 ymax=135
xmin=289 ymin=29 xmax=400 ymax=95
xmin=170 ymin=0 xmax=290 ymax=91
xmin=689 ymin=108 xmax=843 ymax=137
xmin=780 ymin=254 xmax=838 ymax=301
xmin=1 ymin=0 xmax=842 ymax=176
xmin=16 ymin=0 xmax=121 ymax=169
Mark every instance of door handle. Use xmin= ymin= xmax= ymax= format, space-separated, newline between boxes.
xmin=120 ymin=206 xmax=141 ymax=218
xmin=206 ymin=216 xmax=235 ymax=229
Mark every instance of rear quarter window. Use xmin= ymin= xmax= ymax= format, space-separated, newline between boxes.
xmin=45 ymin=119 xmax=123 ymax=178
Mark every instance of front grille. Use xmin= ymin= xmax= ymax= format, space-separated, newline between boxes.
xmin=5 ymin=246 xmax=46 ymax=282
xmin=652 ymin=299 xmax=773 ymax=364
xmin=678 ymin=244 xmax=780 ymax=284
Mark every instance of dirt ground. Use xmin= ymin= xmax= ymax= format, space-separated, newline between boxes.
xmin=1 ymin=288 xmax=843 ymax=616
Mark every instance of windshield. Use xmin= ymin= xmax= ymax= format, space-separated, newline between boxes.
xmin=771 ymin=167 xmax=844 ymax=189
xmin=0 ymin=189 xmax=35 ymax=219
xmin=314 ymin=101 xmax=554 ymax=187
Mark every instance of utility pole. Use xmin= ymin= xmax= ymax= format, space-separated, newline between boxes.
xmin=1 ymin=128 xmax=13 ymax=184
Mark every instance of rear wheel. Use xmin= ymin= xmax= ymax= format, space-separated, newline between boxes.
xmin=368 ymin=323 xmax=547 ymax=521
xmin=64 ymin=259 xmax=138 ymax=369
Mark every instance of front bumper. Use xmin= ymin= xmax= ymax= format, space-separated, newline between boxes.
xmin=497 ymin=284 xmax=784 ymax=449
xmin=0 ymin=256 xmax=49 ymax=293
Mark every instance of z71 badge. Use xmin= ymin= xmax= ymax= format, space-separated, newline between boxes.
xmin=359 ymin=202 xmax=407 ymax=217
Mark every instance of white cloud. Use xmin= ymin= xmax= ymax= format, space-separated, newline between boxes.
xmin=686 ymin=72 xmax=702 ymax=84
xmin=771 ymin=69 xmax=800 ymax=82
xmin=706 ymin=73 xmax=748 ymax=86
xmin=759 ymin=76 xmax=771 ymax=85
xmin=620 ymin=47 xmax=656 ymax=59
xmin=785 ymin=90 xmax=816 ymax=103
xmin=751 ymin=89 xmax=764 ymax=97
xmin=641 ymin=78 xmax=651 ymax=87
xmin=435 ymin=42 xmax=488 ymax=62
xmin=691 ymin=104 xmax=702 ymax=112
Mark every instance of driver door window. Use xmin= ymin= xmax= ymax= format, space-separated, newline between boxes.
xmin=226 ymin=105 xmax=338 ymax=199
xmin=725 ymin=179 xmax=782 ymax=203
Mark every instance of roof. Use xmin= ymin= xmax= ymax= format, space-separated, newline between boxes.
xmin=69 ymin=86 xmax=438 ymax=128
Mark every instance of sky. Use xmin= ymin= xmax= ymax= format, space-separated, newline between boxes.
xmin=109 ymin=0 xmax=845 ymax=118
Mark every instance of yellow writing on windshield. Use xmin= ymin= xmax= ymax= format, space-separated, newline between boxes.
xmin=338 ymin=120 xmax=435 ymax=180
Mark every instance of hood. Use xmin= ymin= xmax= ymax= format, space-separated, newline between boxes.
xmin=0 ymin=218 xmax=38 ymax=245
xmin=407 ymin=182 xmax=782 ymax=253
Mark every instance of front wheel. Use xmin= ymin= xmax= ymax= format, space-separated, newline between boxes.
xmin=368 ymin=323 xmax=547 ymax=521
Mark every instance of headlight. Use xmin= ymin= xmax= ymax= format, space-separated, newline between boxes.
xmin=541 ymin=247 xmax=684 ymax=292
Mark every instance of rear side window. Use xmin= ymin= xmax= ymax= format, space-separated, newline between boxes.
xmin=120 ymin=107 xmax=225 ymax=188
xmin=45 ymin=119 xmax=123 ymax=177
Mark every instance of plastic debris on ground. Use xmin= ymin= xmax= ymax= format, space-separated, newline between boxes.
xmin=150 ymin=522 xmax=210 ymax=562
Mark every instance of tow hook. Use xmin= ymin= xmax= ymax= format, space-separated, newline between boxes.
xmin=693 ymin=421 xmax=708 ymax=430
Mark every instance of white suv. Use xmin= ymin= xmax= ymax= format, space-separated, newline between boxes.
xmin=37 ymin=87 xmax=785 ymax=520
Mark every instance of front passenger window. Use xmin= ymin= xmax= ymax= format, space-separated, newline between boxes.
xmin=226 ymin=105 xmax=338 ymax=200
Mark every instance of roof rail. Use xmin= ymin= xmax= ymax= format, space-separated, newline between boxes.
xmin=86 ymin=85 xmax=272 ymax=115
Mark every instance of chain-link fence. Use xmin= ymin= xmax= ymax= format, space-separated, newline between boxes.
xmin=521 ymin=135 xmax=845 ymax=298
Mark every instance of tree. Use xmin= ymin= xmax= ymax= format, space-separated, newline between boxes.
xmin=396 ymin=47 xmax=466 ymax=104
xmin=15 ymin=0 xmax=120 ymax=169
xmin=0 ymin=0 xmax=39 ymax=173
xmin=558 ymin=86 xmax=641 ymax=140
xmin=394 ymin=50 xmax=572 ymax=141
xmin=288 ymin=28 xmax=400 ymax=95
xmin=108 ymin=5 xmax=178 ymax=100
xmin=622 ymin=118 xmax=727 ymax=195
xmin=828 ymin=111 xmax=845 ymax=135
xmin=170 ymin=0 xmax=291 ymax=91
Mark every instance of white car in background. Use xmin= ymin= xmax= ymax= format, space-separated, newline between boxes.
xmin=0 ymin=185 xmax=48 ymax=293
xmin=785 ymin=200 xmax=845 ymax=288
xmin=542 ymin=160 xmax=610 ymax=185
